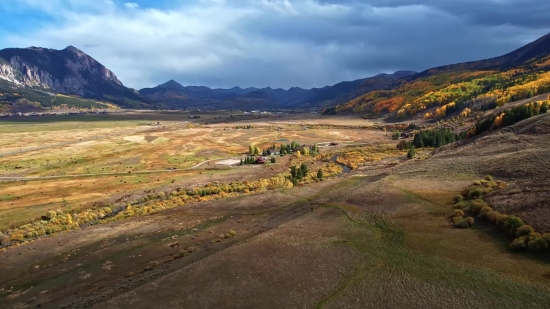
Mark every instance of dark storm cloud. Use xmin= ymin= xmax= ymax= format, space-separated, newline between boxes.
xmin=3 ymin=0 xmax=549 ymax=89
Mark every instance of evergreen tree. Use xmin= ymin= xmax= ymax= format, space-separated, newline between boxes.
xmin=317 ymin=168 xmax=324 ymax=180
xmin=392 ymin=131 xmax=400 ymax=140
xmin=299 ymin=163 xmax=308 ymax=179
xmin=249 ymin=145 xmax=254 ymax=155
xmin=254 ymin=146 xmax=261 ymax=156
xmin=407 ymin=146 xmax=416 ymax=159
xmin=290 ymin=165 xmax=298 ymax=179
xmin=541 ymin=102 xmax=549 ymax=114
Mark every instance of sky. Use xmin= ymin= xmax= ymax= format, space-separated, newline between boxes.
xmin=1 ymin=0 xmax=550 ymax=90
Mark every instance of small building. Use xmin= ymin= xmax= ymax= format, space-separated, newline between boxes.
xmin=266 ymin=148 xmax=280 ymax=155
xmin=255 ymin=157 xmax=266 ymax=164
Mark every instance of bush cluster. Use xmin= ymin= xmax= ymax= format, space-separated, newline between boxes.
xmin=3 ymin=164 xmax=343 ymax=244
xmin=454 ymin=176 xmax=550 ymax=253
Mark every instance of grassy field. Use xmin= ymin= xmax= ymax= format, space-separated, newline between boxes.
xmin=0 ymin=112 xmax=386 ymax=231
xmin=0 ymin=111 xmax=549 ymax=309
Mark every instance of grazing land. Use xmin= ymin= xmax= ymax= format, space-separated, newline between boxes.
xmin=0 ymin=111 xmax=549 ymax=309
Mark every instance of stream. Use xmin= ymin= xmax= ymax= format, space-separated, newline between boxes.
xmin=331 ymin=155 xmax=352 ymax=176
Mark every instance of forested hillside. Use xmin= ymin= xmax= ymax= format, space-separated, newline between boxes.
xmin=323 ymin=33 xmax=550 ymax=119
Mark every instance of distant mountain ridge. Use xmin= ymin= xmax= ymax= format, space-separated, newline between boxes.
xmin=138 ymin=70 xmax=417 ymax=109
xmin=0 ymin=44 xmax=417 ymax=111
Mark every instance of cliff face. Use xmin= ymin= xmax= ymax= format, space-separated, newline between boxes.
xmin=0 ymin=60 xmax=22 ymax=85
xmin=0 ymin=46 xmax=142 ymax=103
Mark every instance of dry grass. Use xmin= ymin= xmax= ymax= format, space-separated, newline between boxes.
xmin=0 ymin=114 xmax=381 ymax=231
xmin=1 ymin=112 xmax=550 ymax=309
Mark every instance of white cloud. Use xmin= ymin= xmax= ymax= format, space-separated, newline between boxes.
xmin=1 ymin=0 xmax=549 ymax=89
xmin=124 ymin=2 xmax=139 ymax=9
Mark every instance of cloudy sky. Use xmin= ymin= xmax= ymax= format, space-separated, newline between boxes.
xmin=1 ymin=0 xmax=549 ymax=90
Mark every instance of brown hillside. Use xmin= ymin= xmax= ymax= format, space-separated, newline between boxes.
xmin=395 ymin=113 xmax=550 ymax=231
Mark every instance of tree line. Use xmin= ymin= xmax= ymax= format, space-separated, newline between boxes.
xmin=406 ymin=100 xmax=548 ymax=152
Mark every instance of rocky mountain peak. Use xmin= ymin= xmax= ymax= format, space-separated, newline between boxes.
xmin=0 ymin=45 xmax=130 ymax=98
xmin=63 ymin=45 xmax=87 ymax=57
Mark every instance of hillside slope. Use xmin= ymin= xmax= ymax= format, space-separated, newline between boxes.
xmin=395 ymin=113 xmax=550 ymax=231
xmin=325 ymin=33 xmax=550 ymax=119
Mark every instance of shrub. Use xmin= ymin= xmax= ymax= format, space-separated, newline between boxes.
xmin=516 ymin=225 xmax=534 ymax=237
xmin=470 ymin=199 xmax=488 ymax=213
xmin=45 ymin=211 xmax=57 ymax=220
xmin=144 ymin=260 xmax=160 ymax=271
xmin=452 ymin=217 xmax=470 ymax=229
xmin=464 ymin=217 xmax=475 ymax=227
xmin=503 ymin=216 xmax=525 ymax=235
xmin=528 ymin=237 xmax=547 ymax=252
xmin=1 ymin=235 xmax=10 ymax=246
xmin=509 ymin=237 xmax=528 ymax=251
xmin=454 ymin=201 xmax=470 ymax=211
xmin=450 ymin=209 xmax=464 ymax=218
xmin=454 ymin=195 xmax=464 ymax=203
xmin=467 ymin=188 xmax=485 ymax=199
xmin=473 ymin=180 xmax=481 ymax=186
xmin=488 ymin=211 xmax=508 ymax=227
xmin=478 ymin=206 xmax=493 ymax=219
xmin=543 ymin=233 xmax=550 ymax=246
xmin=179 ymin=249 xmax=190 ymax=257
xmin=484 ymin=175 xmax=494 ymax=181
xmin=407 ymin=146 xmax=416 ymax=159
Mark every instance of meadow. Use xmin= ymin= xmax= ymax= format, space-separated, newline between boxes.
xmin=0 ymin=111 xmax=549 ymax=309
xmin=0 ymin=112 xmax=383 ymax=231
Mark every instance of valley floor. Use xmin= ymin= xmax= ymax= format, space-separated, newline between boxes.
xmin=0 ymin=112 xmax=549 ymax=308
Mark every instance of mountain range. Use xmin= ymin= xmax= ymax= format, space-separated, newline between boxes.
xmin=137 ymin=70 xmax=417 ymax=110
xmin=0 ymin=44 xmax=417 ymax=111
xmin=1 ymin=32 xmax=550 ymax=115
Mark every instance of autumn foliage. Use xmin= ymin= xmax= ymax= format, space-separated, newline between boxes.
xmin=323 ymin=52 xmax=550 ymax=119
